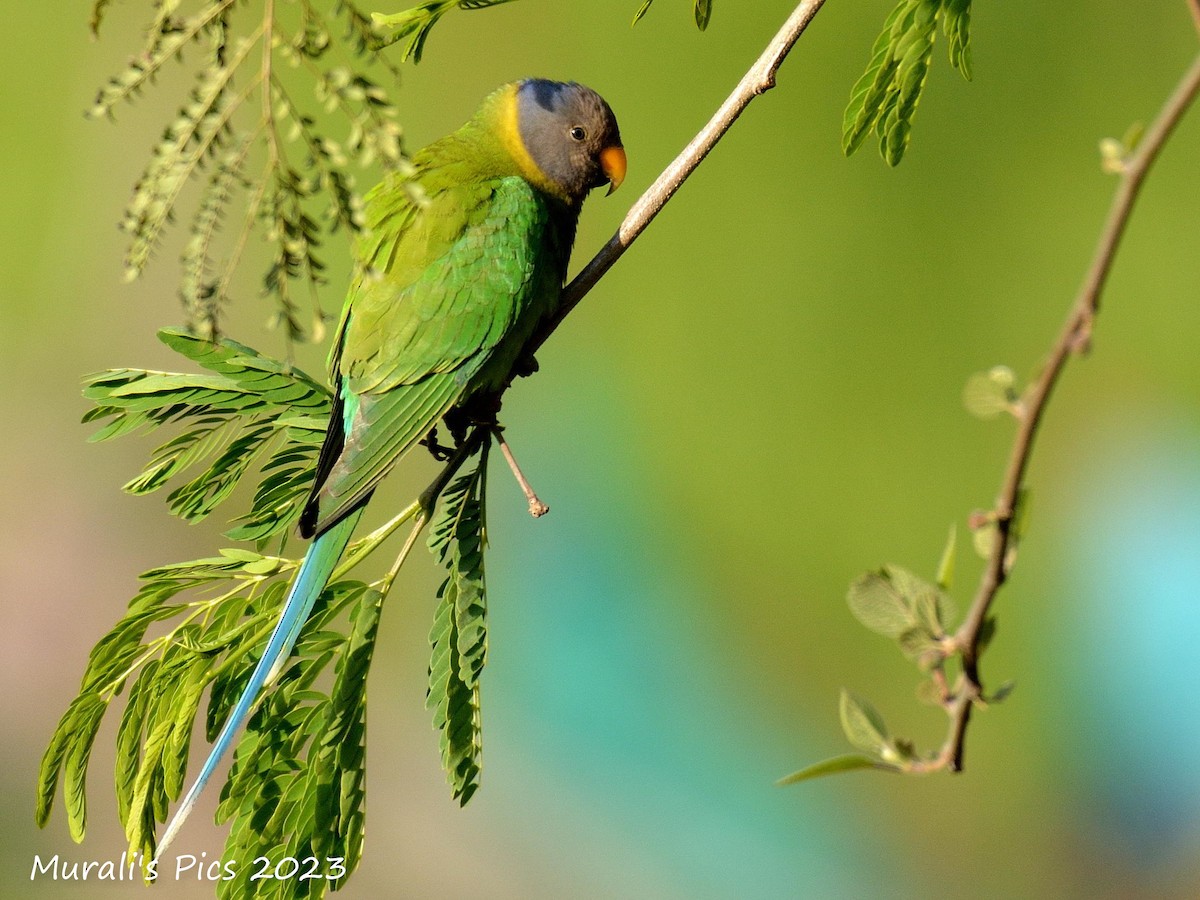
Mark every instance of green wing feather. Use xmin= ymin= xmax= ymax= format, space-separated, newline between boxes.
xmin=304 ymin=168 xmax=564 ymax=536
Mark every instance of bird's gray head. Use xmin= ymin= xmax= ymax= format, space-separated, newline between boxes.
xmin=514 ymin=79 xmax=625 ymax=205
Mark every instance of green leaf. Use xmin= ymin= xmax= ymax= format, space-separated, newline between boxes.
xmin=848 ymin=564 xmax=952 ymax=646
xmin=162 ymin=657 xmax=212 ymax=799
xmin=1001 ymin=488 xmax=1034 ymax=574
xmin=972 ymin=518 xmax=996 ymax=559
xmin=972 ymin=491 xmax=1031 ymax=568
xmin=88 ymin=0 xmax=239 ymax=120
xmin=318 ymin=587 xmax=381 ymax=879
xmin=936 ymin=524 xmax=956 ymax=590
xmin=886 ymin=566 xmax=931 ymax=609
xmin=1100 ymin=136 xmax=1129 ymax=175
xmin=839 ymin=690 xmax=891 ymax=757
xmin=629 ymin=0 xmax=710 ymax=28
xmin=123 ymin=422 xmax=232 ymax=496
xmin=987 ymin=680 xmax=1016 ymax=704
xmin=915 ymin=677 xmax=944 ymax=706
xmin=115 ymin=662 xmax=158 ymax=824
xmin=842 ymin=15 xmax=900 ymax=156
xmin=164 ymin=425 xmax=274 ymax=521
xmin=36 ymin=694 xmax=107 ymax=838
xmin=892 ymin=738 xmax=919 ymax=762
xmin=82 ymin=331 xmax=332 ymax=534
xmin=976 ymin=615 xmax=997 ymax=652
xmin=427 ymin=442 xmax=490 ymax=804
xmin=214 ymin=580 xmax=380 ymax=899
xmin=911 ymin=587 xmax=950 ymax=641
xmin=125 ymin=715 xmax=173 ymax=859
xmin=120 ymin=56 xmax=246 ymax=281
xmin=1122 ymin=121 xmax=1146 ymax=154
xmin=156 ymin=329 xmax=330 ymax=410
xmin=89 ymin=0 xmax=113 ymax=37
xmin=847 ymin=569 xmax=917 ymax=638
xmin=897 ymin=625 xmax=939 ymax=664
xmin=844 ymin=0 xmax=971 ymax=165
xmin=963 ymin=365 xmax=1019 ymax=419
xmin=1011 ymin=487 xmax=1033 ymax=544
xmin=88 ymin=0 xmax=415 ymax=341
xmin=942 ymin=0 xmax=972 ymax=80
xmin=182 ymin=137 xmax=252 ymax=336
xmin=777 ymin=754 xmax=884 ymax=785
xmin=224 ymin=443 xmax=320 ymax=542
xmin=372 ymin=1 xmax=516 ymax=63
xmin=40 ymin=524 xmax=324 ymax=862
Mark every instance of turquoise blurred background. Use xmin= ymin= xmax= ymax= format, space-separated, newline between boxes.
xmin=4 ymin=1 xmax=1200 ymax=897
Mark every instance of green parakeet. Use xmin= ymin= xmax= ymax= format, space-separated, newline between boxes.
xmin=157 ymin=78 xmax=625 ymax=853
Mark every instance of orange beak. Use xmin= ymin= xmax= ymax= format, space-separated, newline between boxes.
xmin=600 ymin=145 xmax=627 ymax=195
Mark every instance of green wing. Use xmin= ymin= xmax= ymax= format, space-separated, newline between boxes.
xmin=304 ymin=172 xmax=557 ymax=535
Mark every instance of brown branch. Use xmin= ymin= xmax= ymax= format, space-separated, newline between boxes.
xmin=1190 ymin=0 xmax=1200 ymax=36
xmin=493 ymin=427 xmax=550 ymax=517
xmin=486 ymin=0 xmax=828 ymax=515
xmin=520 ymin=0 xmax=829 ymax=362
xmin=942 ymin=50 xmax=1200 ymax=773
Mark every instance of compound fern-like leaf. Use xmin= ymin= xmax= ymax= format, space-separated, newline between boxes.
xmin=426 ymin=442 xmax=490 ymax=804
xmin=843 ymin=0 xmax=975 ymax=166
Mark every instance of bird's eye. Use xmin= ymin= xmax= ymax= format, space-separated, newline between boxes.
xmin=569 ymin=126 xmax=587 ymax=142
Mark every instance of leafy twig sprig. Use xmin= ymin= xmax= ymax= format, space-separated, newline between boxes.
xmin=784 ymin=40 xmax=1200 ymax=786
xmin=842 ymin=0 xmax=974 ymax=166
xmin=38 ymin=327 xmax=495 ymax=888
xmin=91 ymin=0 xmax=408 ymax=346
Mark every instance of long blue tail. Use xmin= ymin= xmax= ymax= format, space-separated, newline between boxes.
xmin=156 ymin=508 xmax=363 ymax=857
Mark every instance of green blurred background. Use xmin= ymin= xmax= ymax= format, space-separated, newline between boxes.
xmin=4 ymin=1 xmax=1200 ymax=897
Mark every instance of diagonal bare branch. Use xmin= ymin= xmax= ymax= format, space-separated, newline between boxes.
xmin=945 ymin=49 xmax=1200 ymax=773
xmin=520 ymin=0 xmax=829 ymax=364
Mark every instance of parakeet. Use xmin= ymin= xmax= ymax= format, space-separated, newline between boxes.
xmin=157 ymin=79 xmax=625 ymax=853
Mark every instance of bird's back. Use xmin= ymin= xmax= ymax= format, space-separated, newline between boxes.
xmin=301 ymin=128 xmax=578 ymax=536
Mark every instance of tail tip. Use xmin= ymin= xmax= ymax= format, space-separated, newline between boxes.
xmin=298 ymin=502 xmax=317 ymax=539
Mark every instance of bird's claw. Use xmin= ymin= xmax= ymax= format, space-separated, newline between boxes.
xmin=420 ymin=427 xmax=455 ymax=461
xmin=513 ymin=354 xmax=540 ymax=378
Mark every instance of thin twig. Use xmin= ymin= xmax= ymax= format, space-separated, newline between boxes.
xmin=493 ymin=427 xmax=549 ymax=517
xmin=518 ymin=0 xmax=829 ymax=364
xmin=1190 ymin=0 xmax=1200 ymax=36
xmin=331 ymin=497 xmax=421 ymax=582
xmin=378 ymin=512 xmax=429 ymax=594
xmin=262 ymin=0 xmax=280 ymax=167
xmin=330 ymin=425 xmax=489 ymax=579
xmin=942 ymin=50 xmax=1200 ymax=773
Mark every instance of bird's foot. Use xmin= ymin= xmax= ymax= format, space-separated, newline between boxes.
xmin=445 ymin=393 xmax=504 ymax=447
xmin=420 ymin=427 xmax=455 ymax=461
xmin=442 ymin=407 xmax=472 ymax=448
xmin=512 ymin=353 xmax=540 ymax=379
